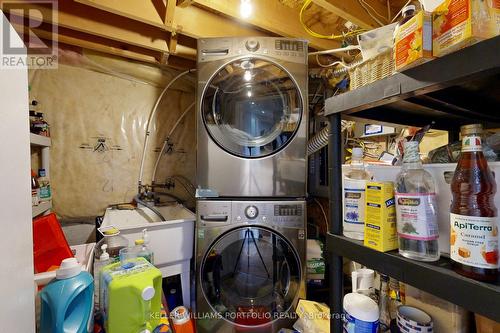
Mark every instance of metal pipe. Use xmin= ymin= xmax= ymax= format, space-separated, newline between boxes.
xmin=138 ymin=69 xmax=196 ymax=193
xmin=134 ymin=193 xmax=166 ymax=221
xmin=328 ymin=113 xmax=343 ymax=333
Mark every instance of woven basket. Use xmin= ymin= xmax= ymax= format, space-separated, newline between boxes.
xmin=348 ymin=51 xmax=395 ymax=91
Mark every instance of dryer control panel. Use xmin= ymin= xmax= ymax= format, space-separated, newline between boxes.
xmin=198 ymin=37 xmax=307 ymax=64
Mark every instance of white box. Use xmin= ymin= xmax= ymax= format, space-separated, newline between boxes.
xmin=343 ymin=162 xmax=500 ymax=255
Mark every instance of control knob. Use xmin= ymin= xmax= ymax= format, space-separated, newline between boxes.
xmin=245 ymin=39 xmax=260 ymax=52
xmin=245 ymin=205 xmax=259 ymax=219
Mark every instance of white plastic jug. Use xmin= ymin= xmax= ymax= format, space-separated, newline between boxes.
xmin=40 ymin=258 xmax=94 ymax=333
xmin=352 ymin=268 xmax=375 ymax=294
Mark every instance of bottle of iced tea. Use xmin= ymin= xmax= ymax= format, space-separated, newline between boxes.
xmin=450 ymin=124 xmax=499 ymax=282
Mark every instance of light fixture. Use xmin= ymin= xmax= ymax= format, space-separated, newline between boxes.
xmin=244 ymin=70 xmax=252 ymax=82
xmin=240 ymin=0 xmax=252 ymax=19
xmin=247 ymin=90 xmax=252 ymax=97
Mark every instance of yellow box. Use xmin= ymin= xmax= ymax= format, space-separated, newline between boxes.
xmin=433 ymin=0 xmax=497 ymax=57
xmin=295 ymin=300 xmax=329 ymax=333
xmin=364 ymin=181 xmax=398 ymax=252
xmin=394 ymin=11 xmax=434 ymax=71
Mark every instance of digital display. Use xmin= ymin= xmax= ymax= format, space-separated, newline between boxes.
xmin=275 ymin=40 xmax=304 ymax=52
xmin=274 ymin=205 xmax=302 ymax=216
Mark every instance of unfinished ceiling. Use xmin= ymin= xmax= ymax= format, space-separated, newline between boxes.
xmin=5 ymin=0 xmax=411 ymax=69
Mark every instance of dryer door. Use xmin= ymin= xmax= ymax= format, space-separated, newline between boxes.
xmin=200 ymin=226 xmax=301 ymax=326
xmin=201 ymin=58 xmax=303 ymax=158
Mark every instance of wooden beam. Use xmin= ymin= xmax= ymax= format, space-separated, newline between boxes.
xmin=9 ymin=1 xmax=170 ymax=53
xmin=192 ymin=0 xmax=341 ymax=49
xmin=75 ymin=0 xmax=340 ymax=50
xmin=177 ymin=0 xmax=195 ymax=7
xmin=165 ymin=0 xmax=177 ymax=27
xmin=311 ymin=0 xmax=388 ymax=29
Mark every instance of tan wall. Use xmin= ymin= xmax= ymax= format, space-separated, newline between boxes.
xmin=29 ymin=57 xmax=196 ymax=220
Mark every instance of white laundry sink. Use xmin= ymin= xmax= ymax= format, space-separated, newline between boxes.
xmin=101 ymin=203 xmax=195 ymax=308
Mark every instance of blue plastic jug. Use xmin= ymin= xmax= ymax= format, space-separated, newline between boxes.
xmin=40 ymin=258 xmax=94 ymax=333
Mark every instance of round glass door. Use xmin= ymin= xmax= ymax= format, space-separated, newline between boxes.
xmin=201 ymin=226 xmax=301 ymax=326
xmin=202 ymin=58 xmax=303 ymax=158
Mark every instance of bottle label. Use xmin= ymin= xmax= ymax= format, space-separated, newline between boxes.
xmin=395 ymin=193 xmax=439 ymax=240
xmin=462 ymin=135 xmax=482 ymax=152
xmin=450 ymin=213 xmax=499 ymax=269
xmin=343 ymin=178 xmax=366 ymax=225
xmin=344 ymin=310 xmax=378 ymax=333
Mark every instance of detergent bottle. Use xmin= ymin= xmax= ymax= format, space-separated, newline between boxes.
xmin=40 ymin=258 xmax=94 ymax=333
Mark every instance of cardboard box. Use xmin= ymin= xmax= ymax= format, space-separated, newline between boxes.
xmin=394 ymin=11 xmax=434 ymax=71
xmin=364 ymin=181 xmax=398 ymax=252
xmin=433 ymin=0 xmax=497 ymax=57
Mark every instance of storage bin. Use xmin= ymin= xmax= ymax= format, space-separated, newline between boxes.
xmin=33 ymin=213 xmax=73 ymax=273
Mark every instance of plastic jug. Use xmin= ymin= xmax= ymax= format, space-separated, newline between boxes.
xmin=351 ymin=268 xmax=375 ymax=296
xmin=101 ymin=257 xmax=162 ymax=333
xmin=40 ymin=258 xmax=94 ymax=333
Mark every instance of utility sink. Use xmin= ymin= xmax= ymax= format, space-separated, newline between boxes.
xmin=101 ymin=203 xmax=195 ymax=308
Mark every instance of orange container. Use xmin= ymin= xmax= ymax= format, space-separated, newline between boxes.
xmin=33 ymin=213 xmax=73 ymax=273
xmin=171 ymin=306 xmax=195 ymax=333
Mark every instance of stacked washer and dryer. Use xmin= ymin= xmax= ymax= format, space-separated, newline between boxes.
xmin=195 ymin=37 xmax=308 ymax=333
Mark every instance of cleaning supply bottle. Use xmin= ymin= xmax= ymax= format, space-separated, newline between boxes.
xmin=343 ymin=148 xmax=371 ymax=240
xmin=93 ymin=244 xmax=112 ymax=312
xmin=136 ymin=228 xmax=154 ymax=264
xmin=40 ymin=258 xmax=94 ymax=333
xmin=38 ymin=168 xmax=51 ymax=201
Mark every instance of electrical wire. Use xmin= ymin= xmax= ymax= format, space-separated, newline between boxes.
xmin=391 ymin=0 xmax=413 ymax=22
xmin=313 ymin=197 xmax=329 ymax=233
xmin=300 ymin=0 xmax=366 ymax=40
xmin=358 ymin=0 xmax=387 ymax=26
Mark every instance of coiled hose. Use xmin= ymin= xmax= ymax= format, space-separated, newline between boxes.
xmin=307 ymin=126 xmax=330 ymax=156
xmin=134 ymin=193 xmax=166 ymax=221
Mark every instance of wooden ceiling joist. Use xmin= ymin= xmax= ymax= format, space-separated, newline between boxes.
xmin=311 ymin=0 xmax=389 ymax=29
xmin=190 ymin=0 xmax=341 ymax=49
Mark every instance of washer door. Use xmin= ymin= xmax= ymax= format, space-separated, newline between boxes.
xmin=202 ymin=58 xmax=303 ymax=158
xmin=201 ymin=226 xmax=301 ymax=326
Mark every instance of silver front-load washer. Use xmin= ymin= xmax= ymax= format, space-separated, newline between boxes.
xmin=195 ymin=200 xmax=306 ymax=333
xmin=197 ymin=37 xmax=308 ymax=198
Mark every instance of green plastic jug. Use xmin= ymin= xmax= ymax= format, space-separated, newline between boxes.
xmin=101 ymin=257 xmax=162 ymax=333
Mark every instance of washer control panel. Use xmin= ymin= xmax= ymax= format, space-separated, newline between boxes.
xmin=245 ymin=205 xmax=259 ymax=219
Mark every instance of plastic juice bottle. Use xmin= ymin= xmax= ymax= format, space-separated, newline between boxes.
xmin=450 ymin=124 xmax=499 ymax=282
xmin=40 ymin=258 xmax=94 ymax=333
xmin=395 ymin=141 xmax=440 ymax=262
xmin=38 ymin=168 xmax=51 ymax=201
xmin=343 ymin=148 xmax=371 ymax=240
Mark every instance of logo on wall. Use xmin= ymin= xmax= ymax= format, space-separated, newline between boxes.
xmin=79 ymin=136 xmax=123 ymax=153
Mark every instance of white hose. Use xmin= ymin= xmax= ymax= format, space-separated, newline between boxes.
xmin=151 ymin=101 xmax=195 ymax=183
xmin=307 ymin=126 xmax=330 ymax=156
xmin=138 ymin=69 xmax=196 ymax=191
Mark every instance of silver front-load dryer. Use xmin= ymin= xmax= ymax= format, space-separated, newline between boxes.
xmin=195 ymin=200 xmax=306 ymax=333
xmin=197 ymin=37 xmax=308 ymax=197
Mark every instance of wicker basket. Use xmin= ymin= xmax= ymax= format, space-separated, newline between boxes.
xmin=348 ymin=51 xmax=395 ymax=91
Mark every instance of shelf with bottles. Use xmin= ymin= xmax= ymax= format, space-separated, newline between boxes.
xmin=327 ymin=234 xmax=500 ymax=323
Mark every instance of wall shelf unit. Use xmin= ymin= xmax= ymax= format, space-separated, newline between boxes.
xmin=325 ymin=36 xmax=500 ymax=332
xmin=30 ymin=133 xmax=51 ymax=217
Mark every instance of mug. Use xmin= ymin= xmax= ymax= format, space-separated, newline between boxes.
xmin=351 ymin=268 xmax=375 ymax=293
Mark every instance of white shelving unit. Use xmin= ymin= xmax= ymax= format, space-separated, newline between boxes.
xmin=30 ymin=133 xmax=51 ymax=217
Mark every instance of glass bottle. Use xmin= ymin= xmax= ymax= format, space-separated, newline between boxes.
xmin=450 ymin=124 xmax=499 ymax=282
xmin=395 ymin=141 xmax=440 ymax=261
xmin=378 ymin=274 xmax=391 ymax=332
xmin=343 ymin=148 xmax=371 ymax=240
